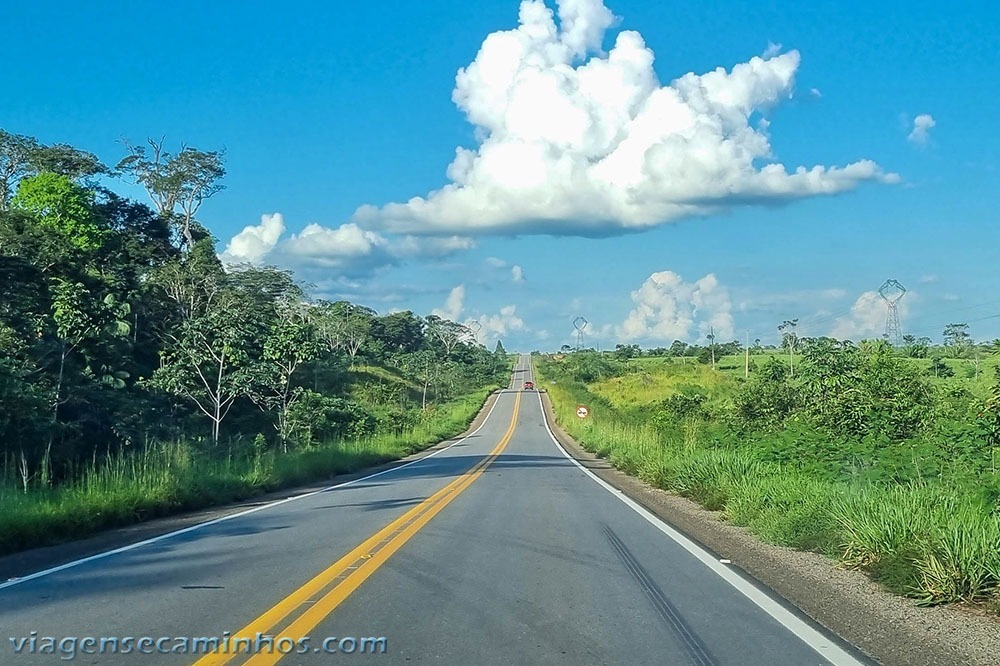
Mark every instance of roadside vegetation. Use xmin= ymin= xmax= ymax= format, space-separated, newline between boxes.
xmin=537 ymin=337 xmax=1000 ymax=608
xmin=0 ymin=129 xmax=510 ymax=555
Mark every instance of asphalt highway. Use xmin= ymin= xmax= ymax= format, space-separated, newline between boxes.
xmin=1 ymin=355 xmax=871 ymax=665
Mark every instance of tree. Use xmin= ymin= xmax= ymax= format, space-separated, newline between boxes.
xmin=371 ymin=311 xmax=424 ymax=355
xmin=928 ymin=356 xmax=954 ymax=378
xmin=494 ymin=339 xmax=506 ymax=356
xmin=29 ymin=144 xmax=105 ymax=181
xmin=668 ymin=340 xmax=689 ymax=357
xmin=614 ymin=343 xmax=640 ymax=360
xmin=425 ymin=315 xmax=471 ymax=358
xmin=901 ymin=334 xmax=930 ymax=358
xmin=401 ymin=350 xmax=438 ymax=409
xmin=152 ymin=289 xmax=261 ymax=444
xmin=248 ymin=299 xmax=318 ymax=451
xmin=11 ymin=173 xmax=105 ymax=251
xmin=943 ymin=323 xmax=971 ymax=357
xmin=42 ymin=279 xmax=131 ymax=482
xmin=313 ymin=301 xmax=374 ymax=360
xmin=778 ymin=319 xmax=799 ymax=376
xmin=0 ymin=324 xmax=48 ymax=476
xmin=116 ymin=138 xmax=226 ymax=249
xmin=0 ymin=129 xmax=41 ymax=211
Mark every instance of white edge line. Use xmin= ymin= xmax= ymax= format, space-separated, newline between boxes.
xmin=0 ymin=382 xmax=513 ymax=592
xmin=531 ymin=369 xmax=866 ymax=666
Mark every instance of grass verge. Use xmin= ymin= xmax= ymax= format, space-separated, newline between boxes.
xmin=537 ymin=361 xmax=1000 ymax=606
xmin=0 ymin=387 xmax=495 ymax=557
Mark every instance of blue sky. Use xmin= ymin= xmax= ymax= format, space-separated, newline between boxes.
xmin=3 ymin=0 xmax=998 ymax=350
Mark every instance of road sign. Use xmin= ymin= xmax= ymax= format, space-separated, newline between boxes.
xmin=576 ymin=405 xmax=589 ymax=419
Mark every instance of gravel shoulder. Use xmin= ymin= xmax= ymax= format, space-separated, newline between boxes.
xmin=539 ymin=391 xmax=1000 ymax=666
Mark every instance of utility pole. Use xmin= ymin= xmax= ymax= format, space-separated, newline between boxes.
xmin=745 ymin=330 xmax=750 ymax=378
xmin=709 ymin=326 xmax=716 ymax=370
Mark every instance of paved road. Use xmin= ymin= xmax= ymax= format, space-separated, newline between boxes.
xmin=1 ymin=355 xmax=870 ymax=665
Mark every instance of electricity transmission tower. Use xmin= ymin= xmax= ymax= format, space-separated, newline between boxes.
xmin=879 ymin=279 xmax=906 ymax=346
xmin=573 ymin=317 xmax=588 ymax=351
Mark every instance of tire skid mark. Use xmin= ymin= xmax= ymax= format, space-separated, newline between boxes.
xmin=602 ymin=523 xmax=717 ymax=666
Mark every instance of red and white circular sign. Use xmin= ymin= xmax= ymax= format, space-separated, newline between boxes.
xmin=576 ymin=405 xmax=590 ymax=419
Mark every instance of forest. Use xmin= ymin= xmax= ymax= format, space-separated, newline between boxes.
xmin=0 ymin=129 xmax=508 ymax=553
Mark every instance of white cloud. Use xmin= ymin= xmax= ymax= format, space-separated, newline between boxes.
xmin=511 ymin=265 xmax=525 ymax=282
xmin=432 ymin=285 xmax=466 ymax=321
xmin=431 ymin=285 xmax=527 ymax=346
xmin=485 ymin=256 xmax=508 ymax=268
xmin=219 ymin=215 xmax=475 ymax=278
xmin=472 ymin=305 xmax=526 ymax=345
xmin=763 ymin=41 xmax=782 ymax=58
xmin=809 ymin=87 xmax=822 ymax=99
xmin=220 ymin=213 xmax=286 ymax=265
xmin=352 ymin=0 xmax=894 ymax=237
xmin=617 ymin=271 xmax=734 ymax=343
xmin=908 ymin=114 xmax=936 ymax=145
xmin=919 ymin=274 xmax=939 ymax=284
xmin=392 ymin=235 xmax=476 ymax=258
xmin=274 ymin=222 xmax=393 ymax=274
xmin=829 ymin=290 xmax=913 ymax=340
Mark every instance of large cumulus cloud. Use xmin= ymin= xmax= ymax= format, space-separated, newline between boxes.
xmin=354 ymin=0 xmax=896 ymax=237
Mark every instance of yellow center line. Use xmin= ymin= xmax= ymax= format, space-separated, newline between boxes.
xmin=193 ymin=391 xmax=521 ymax=666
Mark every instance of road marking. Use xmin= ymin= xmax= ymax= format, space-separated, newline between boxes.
xmin=0 ymin=382 xmax=514 ymax=593
xmin=195 ymin=391 xmax=522 ymax=666
xmin=530 ymin=361 xmax=868 ymax=666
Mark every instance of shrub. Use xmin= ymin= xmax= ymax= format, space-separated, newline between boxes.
xmin=730 ymin=358 xmax=801 ymax=431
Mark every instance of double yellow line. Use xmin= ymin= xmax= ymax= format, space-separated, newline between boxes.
xmin=194 ymin=391 xmax=522 ymax=666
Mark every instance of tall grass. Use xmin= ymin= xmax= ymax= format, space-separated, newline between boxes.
xmin=537 ymin=360 xmax=1000 ymax=605
xmin=0 ymin=387 xmax=494 ymax=556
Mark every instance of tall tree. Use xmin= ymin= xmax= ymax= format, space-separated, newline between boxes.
xmin=778 ymin=319 xmax=799 ymax=376
xmin=43 ymin=280 xmax=130 ymax=482
xmin=248 ymin=297 xmax=318 ymax=451
xmin=29 ymin=144 xmax=105 ymax=181
xmin=426 ymin=315 xmax=471 ymax=358
xmin=371 ymin=311 xmax=425 ymax=355
xmin=152 ymin=287 xmax=261 ymax=444
xmin=11 ymin=173 xmax=106 ymax=251
xmin=313 ymin=301 xmax=374 ymax=360
xmin=0 ymin=129 xmax=41 ymax=211
xmin=116 ymin=138 xmax=225 ymax=249
xmin=943 ymin=323 xmax=971 ymax=357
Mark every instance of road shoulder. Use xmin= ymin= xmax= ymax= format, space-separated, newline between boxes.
xmin=539 ymin=391 xmax=1000 ymax=666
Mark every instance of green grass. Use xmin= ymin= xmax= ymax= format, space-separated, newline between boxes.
xmin=537 ymin=354 xmax=1000 ymax=605
xmin=0 ymin=387 xmax=495 ymax=556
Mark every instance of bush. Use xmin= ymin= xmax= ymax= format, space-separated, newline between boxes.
xmin=797 ymin=339 xmax=934 ymax=440
xmin=287 ymin=391 xmax=377 ymax=446
xmin=730 ymin=358 xmax=801 ymax=431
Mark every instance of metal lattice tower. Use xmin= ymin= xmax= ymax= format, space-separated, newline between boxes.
xmin=573 ymin=317 xmax=588 ymax=351
xmin=878 ymin=279 xmax=906 ymax=346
